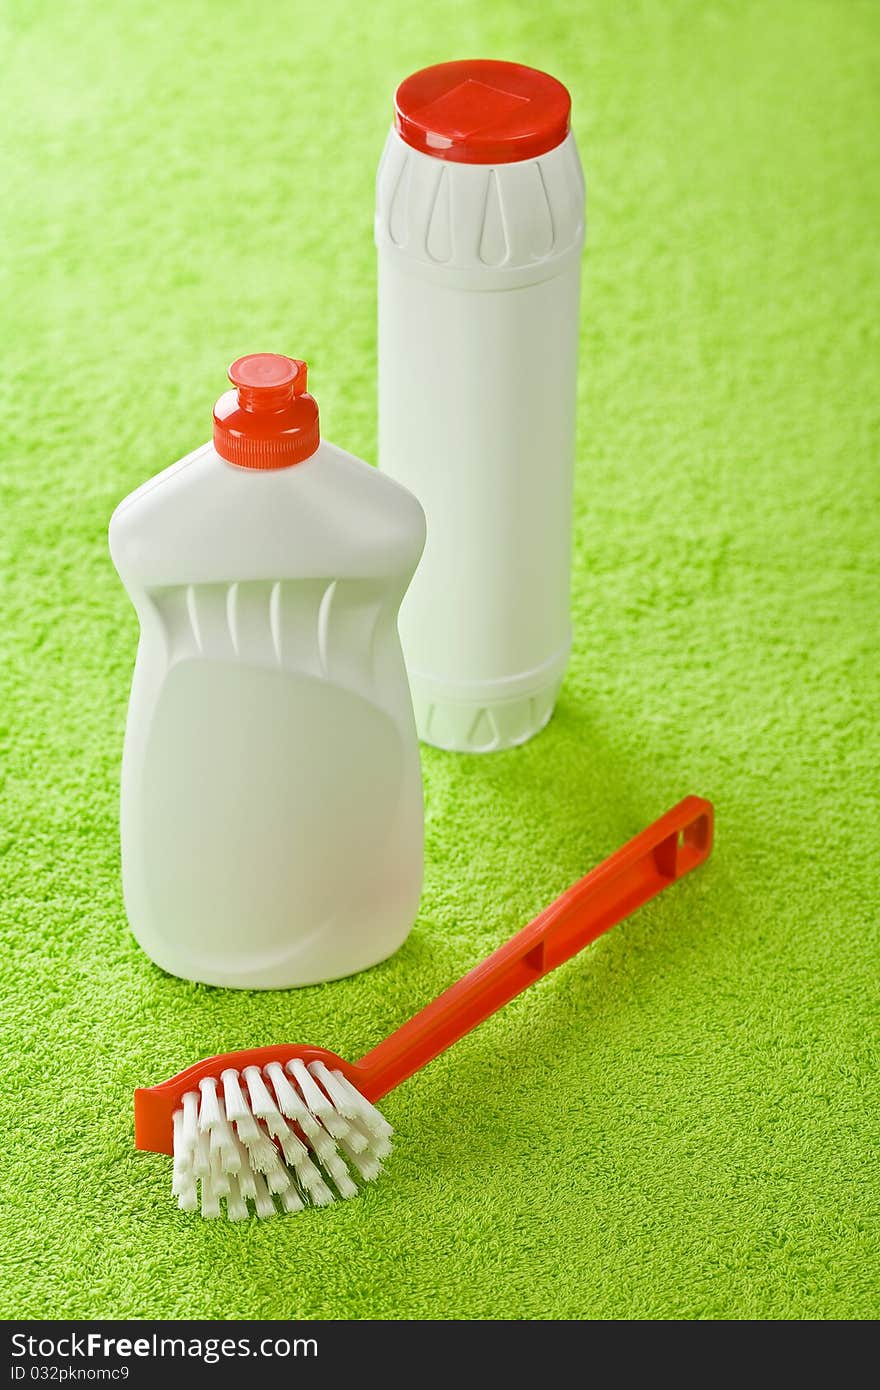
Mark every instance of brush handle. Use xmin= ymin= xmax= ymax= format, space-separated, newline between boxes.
xmin=357 ymin=796 xmax=713 ymax=1102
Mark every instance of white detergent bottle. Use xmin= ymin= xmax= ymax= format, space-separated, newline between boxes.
xmin=377 ymin=60 xmax=586 ymax=752
xmin=110 ymin=354 xmax=426 ymax=988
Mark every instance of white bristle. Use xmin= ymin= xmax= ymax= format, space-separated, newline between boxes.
xmin=300 ymin=1062 xmax=353 ymax=1139
xmin=273 ymin=1119 xmax=309 ymax=1168
xmin=242 ymin=1131 xmax=281 ymax=1173
xmin=309 ymin=1061 xmax=362 ymax=1120
xmin=218 ymin=1134 xmax=242 ymax=1175
xmin=335 ymin=1171 xmax=359 ymax=1201
xmin=192 ymin=1130 xmax=211 ymax=1179
xmin=307 ymin=1179 xmax=335 ymax=1207
xmin=197 ymin=1076 xmax=222 ymax=1131
xmin=265 ymin=1061 xmax=311 ymax=1122
xmin=296 ymin=1108 xmax=328 ymax=1148
xmin=225 ymin=1173 xmax=249 ymax=1222
xmin=251 ymin=1169 xmax=277 ymax=1219
xmin=220 ymin=1069 xmax=250 ymax=1124
xmin=200 ymin=1172 xmax=221 ymax=1219
xmin=280 ymin=1183 xmax=305 ymax=1215
xmin=206 ymin=1092 xmax=236 ymax=1155
xmin=338 ymin=1118 xmax=369 ymax=1155
xmin=172 ymin=1109 xmax=193 ymax=1185
xmin=164 ymin=1059 xmax=392 ymax=1220
xmin=234 ymin=1112 xmax=261 ymax=1144
xmin=234 ymin=1138 xmax=257 ymax=1199
xmin=371 ymin=1133 xmax=394 ymax=1161
xmin=317 ymin=1108 xmax=352 ymax=1141
xmin=340 ymin=1137 xmax=383 ymax=1183
xmin=181 ymin=1091 xmax=199 ymax=1158
xmin=210 ymin=1127 xmax=239 ymax=1172
xmin=265 ymin=1164 xmax=291 ymax=1195
xmin=287 ymin=1058 xmax=333 ymax=1118
xmin=263 ymin=1112 xmax=288 ymax=1140
xmin=324 ymin=1151 xmax=359 ymax=1199
xmin=294 ymin=1155 xmax=323 ymax=1190
xmin=303 ymin=1118 xmax=338 ymax=1164
xmin=210 ymin=1150 xmax=231 ymax=1198
xmin=177 ymin=1180 xmax=198 ymax=1213
xmin=331 ymin=1068 xmax=394 ymax=1139
xmin=279 ymin=1132 xmax=308 ymax=1169
xmin=242 ymin=1065 xmax=281 ymax=1121
xmin=321 ymin=1150 xmax=349 ymax=1184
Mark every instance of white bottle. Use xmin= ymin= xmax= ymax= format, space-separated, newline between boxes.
xmin=376 ymin=60 xmax=585 ymax=753
xmin=110 ymin=354 xmax=426 ymax=988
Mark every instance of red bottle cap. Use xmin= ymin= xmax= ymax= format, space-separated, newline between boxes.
xmin=394 ymin=60 xmax=571 ymax=165
xmin=213 ymin=354 xmax=320 ymax=470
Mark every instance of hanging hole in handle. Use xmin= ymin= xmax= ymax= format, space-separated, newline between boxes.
xmin=676 ymin=812 xmax=712 ymax=872
xmin=681 ymin=813 xmax=711 ymax=852
xmin=655 ymin=812 xmax=712 ymax=879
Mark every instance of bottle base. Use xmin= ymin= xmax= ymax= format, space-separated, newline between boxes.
xmin=130 ymin=927 xmax=414 ymax=990
xmin=413 ymin=678 xmax=563 ymax=754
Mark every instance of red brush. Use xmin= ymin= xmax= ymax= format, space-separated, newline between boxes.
xmin=136 ymin=796 xmax=713 ymax=1219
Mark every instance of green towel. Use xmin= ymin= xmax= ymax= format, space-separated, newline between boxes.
xmin=1 ymin=0 xmax=877 ymax=1320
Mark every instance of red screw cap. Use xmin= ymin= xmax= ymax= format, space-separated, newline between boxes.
xmin=213 ymin=354 xmax=320 ymax=470
xmin=394 ymin=60 xmax=571 ymax=165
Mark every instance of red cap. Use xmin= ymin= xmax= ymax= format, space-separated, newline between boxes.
xmin=394 ymin=60 xmax=571 ymax=165
xmin=213 ymin=354 xmax=320 ymax=470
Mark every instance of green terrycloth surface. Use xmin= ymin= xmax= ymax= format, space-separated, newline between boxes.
xmin=1 ymin=0 xmax=878 ymax=1322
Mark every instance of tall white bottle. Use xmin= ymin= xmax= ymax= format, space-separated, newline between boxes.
xmin=376 ymin=60 xmax=585 ymax=753
xmin=110 ymin=354 xmax=426 ymax=988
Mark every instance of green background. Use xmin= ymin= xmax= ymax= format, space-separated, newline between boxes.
xmin=1 ymin=0 xmax=878 ymax=1320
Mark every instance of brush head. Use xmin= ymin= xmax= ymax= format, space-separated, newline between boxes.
xmin=136 ymin=1046 xmax=392 ymax=1222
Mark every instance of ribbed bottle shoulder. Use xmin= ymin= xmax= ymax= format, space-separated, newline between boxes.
xmin=375 ymin=129 xmax=585 ymax=287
